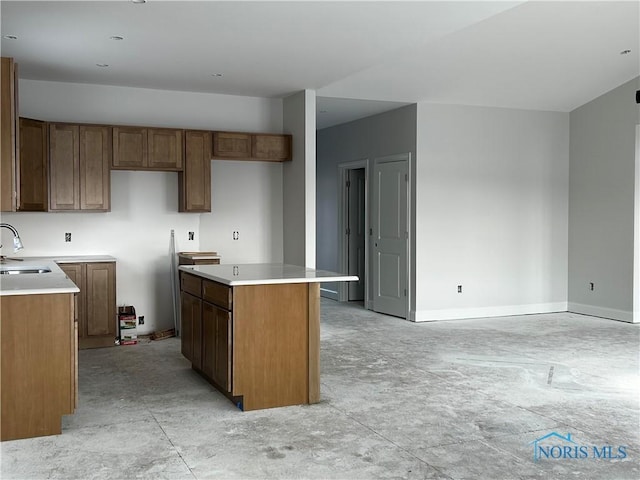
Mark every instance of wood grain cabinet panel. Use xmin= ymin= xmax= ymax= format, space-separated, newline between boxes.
xmin=179 ymin=130 xmax=211 ymax=212
xmin=148 ymin=128 xmax=183 ymax=170
xmin=112 ymin=126 xmax=147 ymax=169
xmin=113 ymin=126 xmax=183 ymax=171
xmin=80 ymin=126 xmax=111 ymax=211
xmin=50 ymin=124 xmax=111 ymax=212
xmin=59 ymin=262 xmax=116 ymax=349
xmin=212 ymin=131 xmax=291 ymax=162
xmin=1 ymin=57 xmax=17 ymax=212
xmin=202 ymin=302 xmax=232 ymax=392
xmin=1 ymin=293 xmax=76 ymax=441
xmin=49 ymin=124 xmax=80 ymax=210
xmin=213 ymin=132 xmax=251 ymax=158
xmin=18 ymin=118 xmax=48 ymax=211
xmin=252 ymin=134 xmax=291 ymax=161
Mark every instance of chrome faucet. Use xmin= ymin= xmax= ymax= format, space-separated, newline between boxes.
xmin=0 ymin=223 xmax=24 ymax=252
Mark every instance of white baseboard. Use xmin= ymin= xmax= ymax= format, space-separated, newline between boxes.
xmin=320 ymin=288 xmax=339 ymax=301
xmin=567 ymin=302 xmax=635 ymax=323
xmin=410 ymin=302 xmax=568 ymax=322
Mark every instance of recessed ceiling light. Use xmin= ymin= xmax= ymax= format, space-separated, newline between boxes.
xmin=211 ymin=73 xmax=223 ymax=77
xmin=96 ymin=63 xmax=109 ymax=68
xmin=3 ymin=35 xmax=18 ymax=40
xmin=110 ymin=35 xmax=124 ymax=41
xmin=620 ymin=49 xmax=632 ymax=55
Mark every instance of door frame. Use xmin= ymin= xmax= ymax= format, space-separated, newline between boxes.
xmin=338 ymin=159 xmax=370 ymax=307
xmin=372 ymin=152 xmax=412 ymax=320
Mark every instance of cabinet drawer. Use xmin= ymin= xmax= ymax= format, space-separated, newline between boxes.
xmin=181 ymin=273 xmax=202 ymax=297
xmin=202 ymin=280 xmax=232 ymax=310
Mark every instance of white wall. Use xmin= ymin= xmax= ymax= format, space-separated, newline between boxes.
xmin=568 ymin=77 xmax=640 ymax=322
xmin=415 ymin=104 xmax=569 ymax=321
xmin=283 ymin=90 xmax=316 ymax=267
xmin=316 ymin=105 xmax=417 ymax=301
xmin=1 ymin=79 xmax=284 ymax=334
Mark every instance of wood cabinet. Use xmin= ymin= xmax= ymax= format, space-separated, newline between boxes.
xmin=18 ymin=118 xmax=48 ymax=211
xmin=49 ymin=124 xmax=111 ymax=211
xmin=212 ymin=131 xmax=292 ymax=162
xmin=202 ymin=302 xmax=232 ymax=391
xmin=213 ymin=132 xmax=251 ymax=158
xmin=180 ymin=272 xmax=234 ymax=395
xmin=113 ymin=126 xmax=183 ymax=171
xmin=252 ymin=134 xmax=291 ymax=161
xmin=179 ymin=130 xmax=211 ymax=212
xmin=59 ymin=262 xmax=116 ymax=349
xmin=179 ymin=271 xmax=319 ymax=411
xmin=1 ymin=292 xmax=77 ymax=441
xmin=1 ymin=57 xmax=18 ymax=212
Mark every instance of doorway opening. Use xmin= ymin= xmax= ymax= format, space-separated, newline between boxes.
xmin=339 ymin=160 xmax=369 ymax=308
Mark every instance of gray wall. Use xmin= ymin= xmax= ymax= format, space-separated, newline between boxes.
xmin=568 ymin=77 xmax=640 ymax=322
xmin=283 ymin=90 xmax=316 ymax=267
xmin=316 ymin=104 xmax=417 ymax=299
xmin=415 ymin=104 xmax=569 ymax=321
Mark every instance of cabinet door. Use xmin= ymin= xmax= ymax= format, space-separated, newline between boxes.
xmin=85 ymin=262 xmax=116 ymax=342
xmin=212 ymin=132 xmax=251 ymax=158
xmin=214 ymin=307 xmax=232 ymax=392
xmin=112 ymin=126 xmax=147 ymax=169
xmin=251 ymin=134 xmax=291 ymax=161
xmin=80 ymin=126 xmax=111 ymax=211
xmin=202 ymin=302 xmax=232 ymax=392
xmin=49 ymin=124 xmax=80 ymax=210
xmin=179 ymin=130 xmax=211 ymax=212
xmin=181 ymin=292 xmax=201 ymax=364
xmin=202 ymin=302 xmax=216 ymax=379
xmin=148 ymin=128 xmax=183 ymax=170
xmin=18 ymin=118 xmax=48 ymax=211
xmin=1 ymin=57 xmax=17 ymax=212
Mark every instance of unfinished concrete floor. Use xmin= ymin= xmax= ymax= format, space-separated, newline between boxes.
xmin=2 ymin=300 xmax=639 ymax=479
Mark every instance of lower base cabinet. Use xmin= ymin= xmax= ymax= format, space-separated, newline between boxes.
xmin=180 ymin=272 xmax=320 ymax=411
xmin=0 ymin=293 xmax=77 ymax=441
xmin=59 ymin=261 xmax=116 ymax=349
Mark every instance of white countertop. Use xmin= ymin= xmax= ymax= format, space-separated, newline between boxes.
xmin=179 ymin=263 xmax=358 ymax=286
xmin=0 ymin=255 xmax=116 ymax=296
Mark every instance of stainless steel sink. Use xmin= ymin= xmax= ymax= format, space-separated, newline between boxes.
xmin=0 ymin=266 xmax=52 ymax=275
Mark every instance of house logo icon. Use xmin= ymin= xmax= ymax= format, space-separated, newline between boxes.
xmin=529 ymin=432 xmax=578 ymax=462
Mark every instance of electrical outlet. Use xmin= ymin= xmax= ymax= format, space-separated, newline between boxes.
xmin=138 ymin=316 xmax=144 ymax=325
xmin=233 ymin=231 xmax=239 ymax=240
xmin=589 ymin=282 xmax=594 ymax=291
xmin=65 ymin=233 xmax=71 ymax=242
xmin=188 ymin=232 xmax=194 ymax=241
xmin=457 ymin=285 xmax=463 ymax=293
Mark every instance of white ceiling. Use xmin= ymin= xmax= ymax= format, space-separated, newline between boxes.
xmin=1 ymin=1 xmax=638 ymax=130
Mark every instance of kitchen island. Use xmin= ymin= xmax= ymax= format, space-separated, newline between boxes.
xmin=178 ymin=263 xmax=357 ymax=411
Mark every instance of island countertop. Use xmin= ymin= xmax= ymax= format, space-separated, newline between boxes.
xmin=179 ymin=263 xmax=358 ymax=286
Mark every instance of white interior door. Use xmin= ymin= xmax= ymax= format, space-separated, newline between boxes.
xmin=347 ymin=168 xmax=366 ymax=301
xmin=372 ymin=155 xmax=408 ymax=318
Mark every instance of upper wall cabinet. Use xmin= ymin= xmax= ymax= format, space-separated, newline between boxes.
xmin=252 ymin=134 xmax=291 ymax=162
xmin=212 ymin=131 xmax=291 ymax=162
xmin=49 ymin=123 xmax=111 ymax=212
xmin=112 ymin=126 xmax=183 ymax=171
xmin=179 ymin=130 xmax=212 ymax=213
xmin=212 ymin=132 xmax=251 ymax=158
xmin=1 ymin=57 xmax=18 ymax=212
xmin=19 ymin=118 xmax=48 ymax=211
